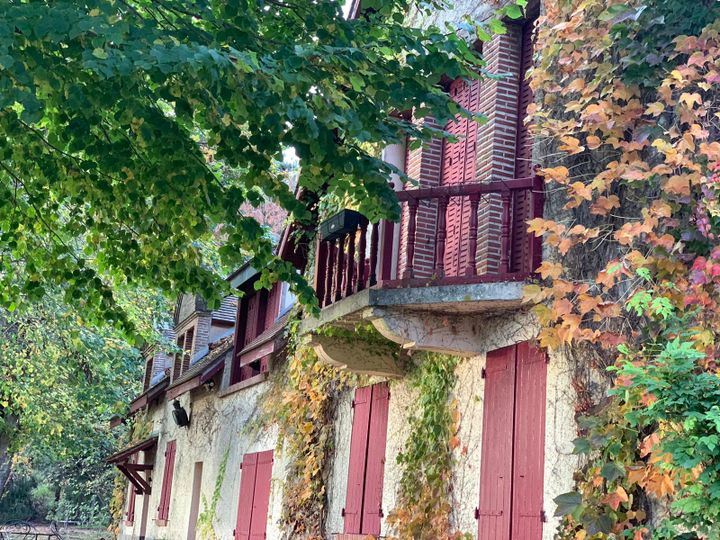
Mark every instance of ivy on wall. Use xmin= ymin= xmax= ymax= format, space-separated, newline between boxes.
xmin=259 ymin=319 xmax=362 ymax=539
xmin=387 ymin=353 xmax=470 ymax=540
xmin=196 ymin=448 xmax=229 ymax=540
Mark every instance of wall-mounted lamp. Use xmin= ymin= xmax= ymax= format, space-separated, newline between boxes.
xmin=172 ymin=400 xmax=190 ymax=428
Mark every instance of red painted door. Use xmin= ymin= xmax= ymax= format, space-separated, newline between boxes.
xmin=235 ymin=453 xmax=258 ymax=540
xmin=478 ymin=346 xmax=515 ymax=540
xmin=362 ymin=383 xmax=390 ymax=535
xmin=249 ymin=451 xmax=274 ymax=540
xmin=511 ymin=342 xmax=547 ymax=540
xmin=158 ymin=440 xmax=176 ymax=521
xmin=442 ymin=78 xmax=481 ymax=276
xmin=344 ymin=385 xmax=372 ymax=534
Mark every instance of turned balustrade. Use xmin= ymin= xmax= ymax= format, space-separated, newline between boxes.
xmin=314 ymin=175 xmax=543 ymax=309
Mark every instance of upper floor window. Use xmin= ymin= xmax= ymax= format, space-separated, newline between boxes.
xmin=277 ymin=281 xmax=296 ymax=318
xmin=172 ymin=327 xmax=194 ymax=380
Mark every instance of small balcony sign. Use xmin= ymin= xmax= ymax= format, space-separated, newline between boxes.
xmin=319 ymin=209 xmax=363 ymax=242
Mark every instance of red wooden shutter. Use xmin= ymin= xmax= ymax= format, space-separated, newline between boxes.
xmin=172 ymin=335 xmax=184 ymax=380
xmin=511 ymin=342 xmax=547 ymax=540
xmin=514 ymin=19 xmax=536 ymax=180
xmin=265 ymin=284 xmax=281 ymax=329
xmin=182 ymin=327 xmax=194 ymax=373
xmin=361 ymin=383 xmax=390 ymax=535
xmin=244 ymin=294 xmax=260 ymax=347
xmin=442 ymin=78 xmax=481 ymax=276
xmin=249 ymin=450 xmax=274 ymax=540
xmin=158 ymin=440 xmax=176 ymax=521
xmin=477 ymin=347 xmax=515 ymax=540
xmin=512 ymin=18 xmax=538 ymax=274
xmin=344 ymin=385 xmax=372 ymax=534
xmin=235 ymin=453 xmax=258 ymax=540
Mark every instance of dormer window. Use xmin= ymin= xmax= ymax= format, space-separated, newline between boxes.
xmin=172 ymin=327 xmax=194 ymax=380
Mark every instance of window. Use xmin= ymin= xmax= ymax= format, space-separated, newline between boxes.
xmin=277 ymin=281 xmax=295 ymax=318
xmin=477 ymin=341 xmax=546 ymax=539
xmin=143 ymin=355 xmax=154 ymax=391
xmin=343 ymin=383 xmax=390 ymax=536
xmin=172 ymin=327 xmax=195 ymax=380
xmin=234 ymin=450 xmax=274 ymax=540
xmin=157 ymin=440 xmax=176 ymax=525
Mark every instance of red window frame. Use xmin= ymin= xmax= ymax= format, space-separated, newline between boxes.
xmin=172 ymin=327 xmax=195 ymax=380
xmin=156 ymin=440 xmax=176 ymax=525
xmin=343 ymin=382 xmax=390 ymax=536
xmin=477 ymin=341 xmax=547 ymax=539
xmin=234 ymin=450 xmax=274 ymax=540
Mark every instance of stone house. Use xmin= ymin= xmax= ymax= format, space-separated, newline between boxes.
xmin=107 ymin=1 xmax=581 ymax=539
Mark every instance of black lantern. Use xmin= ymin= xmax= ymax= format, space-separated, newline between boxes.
xmin=172 ymin=400 xmax=190 ymax=428
xmin=319 ymin=209 xmax=363 ymax=242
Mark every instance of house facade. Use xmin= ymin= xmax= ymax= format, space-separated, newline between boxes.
xmin=109 ymin=1 xmax=581 ymax=539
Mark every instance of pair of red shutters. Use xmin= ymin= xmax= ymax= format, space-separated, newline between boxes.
xmin=234 ymin=450 xmax=274 ymax=540
xmin=343 ymin=342 xmax=546 ymax=540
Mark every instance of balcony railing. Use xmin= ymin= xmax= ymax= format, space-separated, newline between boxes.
xmin=313 ymin=175 xmax=543 ymax=310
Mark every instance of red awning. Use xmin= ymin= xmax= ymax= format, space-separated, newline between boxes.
xmin=106 ymin=436 xmax=158 ymax=495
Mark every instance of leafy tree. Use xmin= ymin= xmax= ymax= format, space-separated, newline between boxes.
xmin=0 ymin=0 xmax=485 ymax=335
xmin=0 ymin=287 xmax=165 ymax=502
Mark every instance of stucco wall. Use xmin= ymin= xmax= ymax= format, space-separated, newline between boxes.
xmin=325 ymin=311 xmax=579 ymax=540
xmin=120 ymin=375 xmax=283 ymax=540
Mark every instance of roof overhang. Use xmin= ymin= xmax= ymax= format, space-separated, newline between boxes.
xmin=128 ymin=377 xmax=169 ymax=414
xmin=106 ymin=436 xmax=159 ymax=495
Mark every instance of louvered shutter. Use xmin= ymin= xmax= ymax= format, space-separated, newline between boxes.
xmin=514 ymin=19 xmax=536 ymax=179
xmin=235 ymin=453 xmax=258 ymax=540
xmin=265 ymin=284 xmax=281 ymax=329
xmin=512 ymin=19 xmax=538 ymax=273
xmin=182 ymin=327 xmax=194 ymax=373
xmin=158 ymin=440 xmax=176 ymax=521
xmin=478 ymin=347 xmax=515 ymax=540
xmin=244 ymin=294 xmax=261 ymax=347
xmin=249 ymin=451 xmax=274 ymax=540
xmin=361 ymin=383 xmax=390 ymax=535
xmin=442 ymin=78 xmax=481 ymax=276
xmin=172 ymin=335 xmax=184 ymax=380
xmin=344 ymin=385 xmax=372 ymax=534
xmin=511 ymin=342 xmax=547 ymax=540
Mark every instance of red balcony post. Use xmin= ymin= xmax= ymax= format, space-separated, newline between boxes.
xmin=345 ymin=228 xmax=356 ymax=298
xmin=403 ymin=199 xmax=418 ymax=280
xmin=434 ymin=195 xmax=449 ymax=278
xmin=323 ymin=241 xmax=335 ymax=307
xmin=369 ymin=222 xmax=379 ymax=287
xmin=466 ymin=194 xmax=480 ymax=276
xmin=356 ymin=218 xmax=368 ymax=292
xmin=500 ymin=191 xmax=512 ymax=275
xmin=335 ymin=234 xmax=346 ymax=302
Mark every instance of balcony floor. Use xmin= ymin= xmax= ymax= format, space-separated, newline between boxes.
xmin=302 ymin=280 xmax=526 ymax=335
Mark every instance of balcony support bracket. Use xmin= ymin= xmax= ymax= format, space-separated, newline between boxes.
xmin=365 ymin=307 xmax=482 ymax=356
xmin=306 ymin=333 xmax=405 ymax=377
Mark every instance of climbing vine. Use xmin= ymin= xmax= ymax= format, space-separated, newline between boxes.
xmin=527 ymin=0 xmax=720 ymax=537
xmin=259 ymin=318 xmax=362 ymax=539
xmin=107 ymin=411 xmax=152 ymax=538
xmin=196 ymin=448 xmax=229 ymax=540
xmin=387 ymin=353 xmax=469 ymax=540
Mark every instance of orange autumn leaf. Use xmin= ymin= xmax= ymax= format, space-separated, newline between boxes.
xmin=538 ymin=260 xmax=564 ymax=280
xmin=560 ymin=135 xmax=585 ymax=154
xmin=664 ymin=175 xmax=691 ymax=196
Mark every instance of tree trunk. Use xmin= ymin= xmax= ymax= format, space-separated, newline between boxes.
xmin=0 ymin=414 xmax=18 ymax=500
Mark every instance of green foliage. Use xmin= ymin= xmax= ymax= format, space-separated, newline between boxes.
xmin=387 ymin=353 xmax=470 ymax=540
xmin=196 ymin=448 xmax=229 ymax=540
xmin=0 ymin=0 xmax=486 ymax=333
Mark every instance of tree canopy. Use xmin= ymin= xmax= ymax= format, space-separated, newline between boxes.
xmin=0 ymin=0 xmax=490 ymax=337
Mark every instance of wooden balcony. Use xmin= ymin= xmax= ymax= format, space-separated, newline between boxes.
xmin=304 ymin=175 xmax=543 ymax=375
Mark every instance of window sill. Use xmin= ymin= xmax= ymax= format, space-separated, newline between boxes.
xmin=123 ymin=520 xmax=134 ymax=526
xmin=219 ymin=372 xmax=269 ymax=398
xmin=155 ymin=519 xmax=168 ymax=527
xmin=334 ymin=534 xmax=383 ymax=540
